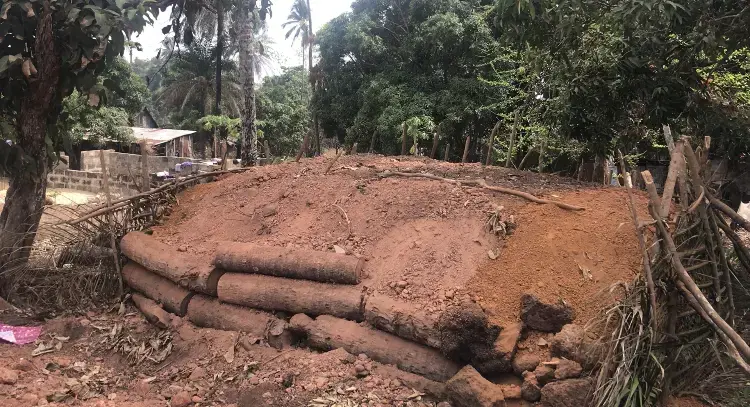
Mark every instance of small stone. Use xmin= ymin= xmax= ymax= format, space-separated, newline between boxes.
xmin=282 ymin=372 xmax=295 ymax=388
xmin=315 ymin=377 xmax=328 ymax=389
xmin=177 ymin=246 xmax=188 ymax=252
xmin=555 ymin=359 xmax=583 ymax=380
xmin=541 ymin=378 xmax=594 ymax=406
xmin=445 ymin=290 xmax=455 ymax=299
xmin=391 ymin=379 xmax=401 ymax=388
xmin=192 ymin=395 xmax=203 ymax=403
xmin=12 ymin=359 xmax=35 ymax=372
xmin=262 ymin=204 xmax=278 ymax=217
xmin=354 ymin=363 xmax=366 ymax=373
xmin=356 ymin=370 xmax=370 ymax=378
xmin=520 ymin=294 xmax=575 ymax=333
xmin=538 ymin=338 xmax=548 ymax=347
xmin=248 ymin=376 xmax=260 ymax=385
xmin=533 ymin=364 xmax=556 ymax=386
xmin=189 ymin=366 xmax=206 ymax=381
xmin=53 ymin=357 xmax=73 ymax=369
xmin=396 ymin=281 xmax=408 ymax=288
xmin=0 ymin=367 xmax=18 ymax=385
xmin=341 ymin=353 xmax=357 ymax=364
xmin=512 ymin=354 xmax=541 ymax=376
xmin=501 ymin=384 xmax=522 ymax=400
xmin=437 ymin=402 xmax=452 ymax=407
xmin=520 ymin=372 xmax=541 ymax=402
xmin=170 ymin=391 xmax=192 ymax=407
xmin=262 ymin=392 xmax=273 ymax=398
xmin=357 ymin=353 xmax=368 ymax=361
xmin=388 ymin=282 xmax=396 ymax=288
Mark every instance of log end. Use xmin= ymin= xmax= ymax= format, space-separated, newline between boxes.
xmin=290 ymin=313 xmax=314 ymax=332
xmin=203 ymin=268 xmax=226 ymax=297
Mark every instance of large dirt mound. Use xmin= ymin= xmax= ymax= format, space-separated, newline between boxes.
xmin=152 ymin=155 xmax=643 ymax=325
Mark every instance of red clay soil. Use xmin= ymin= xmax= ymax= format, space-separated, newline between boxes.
xmin=151 ymin=156 xmax=644 ymax=328
xmin=468 ymin=187 xmax=650 ymax=327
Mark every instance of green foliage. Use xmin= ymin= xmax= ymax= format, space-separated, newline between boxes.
xmin=59 ymin=90 xmax=133 ymax=145
xmin=405 ymin=115 xmax=435 ymax=154
xmin=197 ymin=114 xmax=240 ymax=141
xmin=103 ymin=57 xmax=149 ymax=119
xmin=257 ymin=66 xmax=309 ymax=155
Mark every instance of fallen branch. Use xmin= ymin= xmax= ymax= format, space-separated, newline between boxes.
xmin=332 ymin=204 xmax=353 ymax=238
xmin=708 ymin=194 xmax=750 ymax=233
xmin=376 ymin=171 xmax=585 ymax=211
xmin=687 ymin=186 xmax=705 ymax=214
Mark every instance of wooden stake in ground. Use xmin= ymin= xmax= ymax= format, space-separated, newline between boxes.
xmin=401 ymin=122 xmax=408 ymax=156
xmin=538 ymin=139 xmax=546 ymax=173
xmin=98 ymin=150 xmax=123 ymax=297
xmin=324 ymin=150 xmax=344 ymax=175
xmin=505 ymin=111 xmax=518 ymax=168
xmin=263 ymin=140 xmax=271 ymax=158
xmin=461 ymin=135 xmax=471 ymax=163
xmin=430 ymin=131 xmax=439 ymax=159
xmin=350 ymin=142 xmax=358 ymax=155
xmin=660 ymin=139 xmax=685 ymax=217
xmin=444 ymin=143 xmax=450 ymax=162
xmin=139 ymin=140 xmax=149 ymax=192
xmin=485 ymin=121 xmax=501 ymax=166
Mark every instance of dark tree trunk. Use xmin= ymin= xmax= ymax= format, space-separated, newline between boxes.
xmin=215 ymin=0 xmax=224 ymax=116
xmin=0 ymin=6 xmax=61 ymax=279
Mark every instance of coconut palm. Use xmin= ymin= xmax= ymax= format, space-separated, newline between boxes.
xmin=157 ymin=39 xmax=243 ymax=119
xmin=282 ymin=0 xmax=311 ymax=71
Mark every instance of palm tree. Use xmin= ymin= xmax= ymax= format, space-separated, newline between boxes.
xmin=282 ymin=0 xmax=310 ymax=74
xmin=157 ymin=39 xmax=243 ymax=119
xmin=284 ymin=0 xmax=319 ymax=155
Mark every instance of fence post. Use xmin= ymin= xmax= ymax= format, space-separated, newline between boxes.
xmin=99 ymin=149 xmax=124 ymax=297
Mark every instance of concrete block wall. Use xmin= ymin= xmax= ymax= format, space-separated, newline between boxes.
xmin=81 ymin=150 xmax=216 ymax=177
xmin=47 ymin=169 xmax=139 ymax=197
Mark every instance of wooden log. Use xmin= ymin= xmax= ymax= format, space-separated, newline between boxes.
xmin=122 ymin=262 xmax=193 ymax=316
xmin=364 ymin=293 xmax=441 ymax=349
xmin=131 ymin=293 xmax=176 ymax=329
xmin=218 ymin=273 xmax=365 ymax=321
xmin=213 ymin=242 xmax=364 ymax=285
xmin=290 ymin=314 xmax=460 ymax=382
xmin=120 ymin=232 xmax=224 ymax=296
xmin=186 ymin=294 xmax=292 ymax=348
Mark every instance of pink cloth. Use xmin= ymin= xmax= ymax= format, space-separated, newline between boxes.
xmin=0 ymin=323 xmax=42 ymax=345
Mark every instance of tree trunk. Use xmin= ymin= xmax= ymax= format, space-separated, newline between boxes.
xmin=430 ymin=131 xmax=439 ymax=159
xmin=485 ymin=121 xmax=501 ymax=166
xmin=505 ymin=111 xmax=518 ymax=168
xmin=0 ymin=7 xmax=60 ymax=278
xmin=369 ymin=129 xmax=377 ymax=153
xmin=239 ymin=2 xmax=258 ymax=166
xmin=215 ymin=0 xmax=224 ymax=116
xmin=307 ymin=0 xmax=319 ymax=156
xmin=462 ymin=136 xmax=471 ymax=163
xmin=444 ymin=143 xmax=450 ymax=161
xmin=401 ymin=122 xmax=408 ymax=155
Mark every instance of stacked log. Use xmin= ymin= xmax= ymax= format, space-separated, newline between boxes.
xmin=363 ymin=293 xmax=442 ymax=349
xmin=122 ymin=262 xmax=193 ymax=316
xmin=121 ymin=232 xmax=224 ymax=296
xmin=217 ymin=273 xmax=365 ymax=321
xmin=289 ymin=313 xmax=460 ymax=382
xmin=214 ymin=242 xmax=364 ymax=284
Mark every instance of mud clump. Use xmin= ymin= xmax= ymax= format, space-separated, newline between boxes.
xmin=438 ymin=302 xmax=501 ymax=370
xmin=520 ymin=294 xmax=575 ymax=332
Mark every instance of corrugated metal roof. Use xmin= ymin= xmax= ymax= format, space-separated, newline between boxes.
xmin=130 ymin=127 xmax=195 ymax=145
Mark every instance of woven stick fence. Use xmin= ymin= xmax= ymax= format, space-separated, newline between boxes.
xmin=2 ymin=168 xmax=250 ymax=312
xmin=595 ymin=138 xmax=750 ymax=406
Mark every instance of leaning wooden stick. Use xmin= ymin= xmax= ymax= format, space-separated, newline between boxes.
xmin=377 ymin=171 xmax=585 ymax=211
xmin=621 ymin=154 xmax=657 ymax=331
xmin=324 ymin=150 xmax=344 ymax=175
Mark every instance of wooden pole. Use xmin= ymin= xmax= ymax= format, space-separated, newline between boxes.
xmin=263 ymin=140 xmax=271 ymax=158
xmin=505 ymin=111 xmax=518 ymax=168
xmin=99 ymin=149 xmax=124 ymax=298
xmin=430 ymin=131 xmax=439 ymax=159
xmin=350 ymin=142 xmax=358 ymax=155
xmin=444 ymin=143 xmax=450 ymax=162
xmin=662 ymin=125 xmax=675 ymax=154
xmin=660 ymin=139 xmax=685 ymax=217
xmin=140 ymin=140 xmax=149 ymax=192
xmin=538 ymin=140 xmax=546 ymax=173
xmin=461 ymin=136 xmax=471 ymax=163
xmin=401 ymin=122 xmax=408 ymax=156
xmin=295 ymin=130 xmax=311 ymax=162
